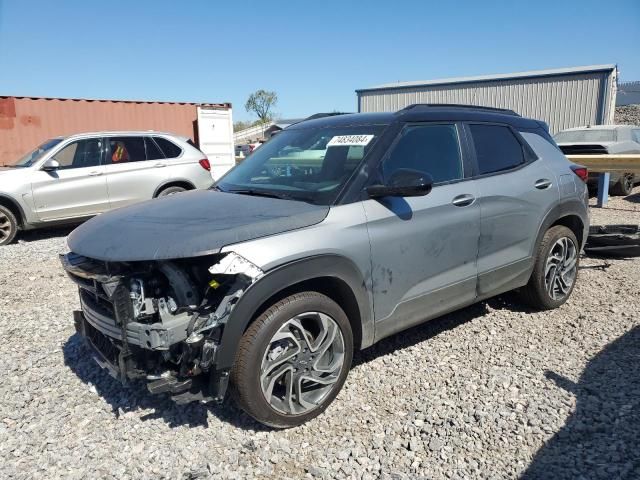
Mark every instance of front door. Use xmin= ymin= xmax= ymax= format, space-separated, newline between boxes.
xmin=362 ymin=123 xmax=480 ymax=340
xmin=31 ymin=138 xmax=109 ymax=221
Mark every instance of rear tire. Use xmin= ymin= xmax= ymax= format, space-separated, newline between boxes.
xmin=611 ymin=174 xmax=634 ymax=196
xmin=0 ymin=205 xmax=18 ymax=246
xmin=519 ymin=225 xmax=579 ymax=310
xmin=231 ymin=292 xmax=353 ymax=428
xmin=157 ymin=186 xmax=186 ymax=197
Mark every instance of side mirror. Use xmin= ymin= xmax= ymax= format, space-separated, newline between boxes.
xmin=41 ymin=159 xmax=60 ymax=172
xmin=366 ymin=168 xmax=433 ymax=198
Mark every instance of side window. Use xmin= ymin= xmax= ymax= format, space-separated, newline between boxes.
xmin=469 ymin=124 xmax=525 ymax=175
xmin=107 ymin=137 xmax=146 ymax=164
xmin=633 ymin=129 xmax=640 ymax=144
xmin=52 ymin=139 xmax=102 ymax=169
xmin=145 ymin=137 xmax=165 ymax=160
xmin=153 ymin=137 xmax=182 ymax=158
xmin=382 ymin=124 xmax=463 ymax=184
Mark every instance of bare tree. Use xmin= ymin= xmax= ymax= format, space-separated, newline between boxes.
xmin=245 ymin=90 xmax=278 ymax=124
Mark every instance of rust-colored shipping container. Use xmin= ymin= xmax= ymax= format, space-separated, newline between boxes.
xmin=0 ymin=96 xmax=231 ymax=165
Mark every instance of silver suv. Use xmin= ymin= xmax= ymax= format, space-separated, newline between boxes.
xmin=61 ymin=105 xmax=589 ymax=428
xmin=0 ymin=131 xmax=213 ymax=245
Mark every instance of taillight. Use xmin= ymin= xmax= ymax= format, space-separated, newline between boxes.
xmin=571 ymin=165 xmax=588 ymax=183
xmin=199 ymin=158 xmax=211 ymax=171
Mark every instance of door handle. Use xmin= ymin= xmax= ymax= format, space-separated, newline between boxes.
xmin=451 ymin=194 xmax=475 ymax=207
xmin=88 ymin=171 xmax=103 ymax=176
xmin=154 ymin=162 xmax=167 ymax=168
xmin=535 ymin=179 xmax=552 ymax=190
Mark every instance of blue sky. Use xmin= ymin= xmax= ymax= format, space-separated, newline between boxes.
xmin=0 ymin=0 xmax=638 ymax=122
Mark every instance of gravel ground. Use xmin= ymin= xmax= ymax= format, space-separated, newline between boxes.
xmin=1 ymin=189 xmax=639 ymax=480
xmin=614 ymin=104 xmax=640 ymax=125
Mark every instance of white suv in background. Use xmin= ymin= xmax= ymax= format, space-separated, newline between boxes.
xmin=0 ymin=131 xmax=213 ymax=245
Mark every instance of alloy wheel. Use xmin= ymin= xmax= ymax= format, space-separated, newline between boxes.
xmin=544 ymin=237 xmax=578 ymax=300
xmin=260 ymin=311 xmax=346 ymax=415
xmin=0 ymin=211 xmax=12 ymax=242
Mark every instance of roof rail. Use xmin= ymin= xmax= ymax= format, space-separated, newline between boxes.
xmin=303 ymin=112 xmax=351 ymax=121
xmin=398 ymin=103 xmax=520 ymax=116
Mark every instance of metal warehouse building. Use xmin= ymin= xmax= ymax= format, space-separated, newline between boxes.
xmin=356 ymin=65 xmax=617 ymax=133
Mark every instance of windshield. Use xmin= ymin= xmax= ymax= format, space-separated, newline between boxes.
xmin=554 ymin=129 xmax=616 ymax=143
xmin=7 ymin=139 xmax=64 ymax=167
xmin=217 ymin=124 xmax=385 ymax=205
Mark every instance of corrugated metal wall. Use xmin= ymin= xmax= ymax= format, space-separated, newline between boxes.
xmin=358 ymin=69 xmax=617 ymax=134
xmin=0 ymin=97 xmax=221 ymax=165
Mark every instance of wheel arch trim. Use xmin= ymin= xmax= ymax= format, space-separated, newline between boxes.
xmin=152 ymin=179 xmax=196 ymax=197
xmin=214 ymin=254 xmax=373 ymax=371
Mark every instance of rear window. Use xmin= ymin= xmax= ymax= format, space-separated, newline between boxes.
xmin=469 ymin=124 xmax=525 ymax=175
xmin=154 ymin=137 xmax=182 ymax=158
xmin=108 ymin=137 xmax=146 ymax=163
xmin=554 ymin=129 xmax=617 ymax=143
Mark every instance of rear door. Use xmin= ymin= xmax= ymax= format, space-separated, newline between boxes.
xmin=465 ymin=123 xmax=559 ymax=297
xmin=31 ymin=137 xmax=109 ymax=221
xmin=104 ymin=136 xmax=169 ymax=209
xmin=362 ymin=122 xmax=480 ymax=339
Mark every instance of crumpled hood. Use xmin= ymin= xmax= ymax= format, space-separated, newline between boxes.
xmin=67 ymin=190 xmax=329 ymax=261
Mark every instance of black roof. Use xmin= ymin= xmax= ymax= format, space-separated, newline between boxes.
xmin=288 ymin=104 xmax=542 ymax=130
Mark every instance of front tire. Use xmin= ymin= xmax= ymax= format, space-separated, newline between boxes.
xmin=231 ymin=292 xmax=353 ymax=428
xmin=0 ymin=205 xmax=18 ymax=246
xmin=519 ymin=225 xmax=579 ymax=310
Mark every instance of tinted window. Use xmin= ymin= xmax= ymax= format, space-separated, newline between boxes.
xmin=52 ymin=139 xmax=102 ymax=169
xmin=382 ymin=124 xmax=462 ymax=184
xmin=469 ymin=124 xmax=525 ymax=175
xmin=154 ymin=137 xmax=182 ymax=158
xmin=107 ymin=137 xmax=146 ymax=163
xmin=145 ymin=137 xmax=165 ymax=160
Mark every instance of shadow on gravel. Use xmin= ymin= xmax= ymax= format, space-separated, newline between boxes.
xmin=16 ymin=225 xmax=76 ymax=242
xmin=62 ymin=293 xmax=535 ymax=431
xmin=62 ymin=333 xmax=271 ymax=432
xmin=522 ymin=326 xmax=640 ymax=480
xmin=623 ymin=192 xmax=640 ymax=204
xmin=353 ymin=293 xmax=531 ymax=367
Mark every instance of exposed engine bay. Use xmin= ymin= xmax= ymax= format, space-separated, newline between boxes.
xmin=60 ymin=251 xmax=263 ymax=403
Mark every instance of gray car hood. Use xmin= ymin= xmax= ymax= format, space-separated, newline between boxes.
xmin=67 ymin=190 xmax=329 ymax=261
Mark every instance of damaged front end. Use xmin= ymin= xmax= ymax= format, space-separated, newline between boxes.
xmin=60 ymin=251 xmax=262 ymax=403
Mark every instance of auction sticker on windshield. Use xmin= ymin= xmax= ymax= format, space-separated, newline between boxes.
xmin=327 ymin=135 xmax=374 ymax=147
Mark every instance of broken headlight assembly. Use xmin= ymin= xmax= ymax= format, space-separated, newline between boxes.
xmin=61 ymin=251 xmax=263 ymax=403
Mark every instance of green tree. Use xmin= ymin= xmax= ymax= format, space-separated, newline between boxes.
xmin=245 ymin=90 xmax=278 ymax=124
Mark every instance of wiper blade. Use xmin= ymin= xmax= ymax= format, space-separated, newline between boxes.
xmin=228 ymin=189 xmax=289 ymax=200
xmin=228 ymin=188 xmax=317 ymax=203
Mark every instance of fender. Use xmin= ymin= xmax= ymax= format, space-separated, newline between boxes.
xmin=214 ymin=254 xmax=374 ymax=371
xmin=530 ymin=198 xmax=589 ymax=259
xmin=0 ymin=193 xmax=27 ymax=227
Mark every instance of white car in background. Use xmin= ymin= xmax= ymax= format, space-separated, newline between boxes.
xmin=0 ymin=131 xmax=213 ymax=245
xmin=554 ymin=125 xmax=640 ymax=196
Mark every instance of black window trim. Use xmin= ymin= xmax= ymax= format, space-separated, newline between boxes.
xmin=372 ymin=121 xmax=472 ymax=189
xmin=462 ymin=121 xmax=539 ymax=180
